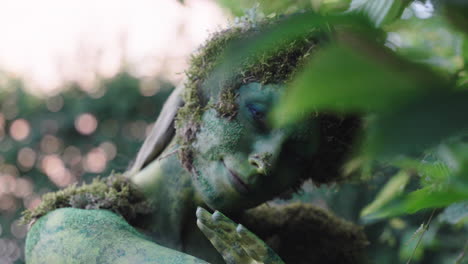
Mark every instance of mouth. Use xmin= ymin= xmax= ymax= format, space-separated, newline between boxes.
xmin=222 ymin=160 xmax=250 ymax=195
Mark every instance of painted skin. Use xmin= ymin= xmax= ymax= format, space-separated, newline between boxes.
xmin=25 ymin=82 xmax=319 ymax=264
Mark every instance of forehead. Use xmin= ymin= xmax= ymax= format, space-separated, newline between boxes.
xmin=237 ymin=82 xmax=284 ymax=103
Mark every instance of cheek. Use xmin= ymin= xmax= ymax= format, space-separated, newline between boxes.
xmin=193 ymin=109 xmax=246 ymax=161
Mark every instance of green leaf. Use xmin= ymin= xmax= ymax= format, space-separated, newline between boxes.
xmin=273 ymin=40 xmax=443 ymax=126
xmin=361 ymin=171 xmax=410 ymax=217
xmin=315 ymin=0 xmax=352 ymax=14
xmin=216 ymin=0 xmax=246 ymax=16
xmin=366 ymin=91 xmax=468 ymax=158
xmin=363 ymin=186 xmax=468 ymax=220
xmin=348 ymin=0 xmax=412 ymax=26
xmin=442 ymin=0 xmax=468 ymax=34
xmin=207 ymin=11 xmax=375 ymax=99
xmin=392 ymin=158 xmax=451 ymax=185
xmin=404 ymin=187 xmax=468 ymax=213
xmin=438 ymin=202 xmax=468 ymax=225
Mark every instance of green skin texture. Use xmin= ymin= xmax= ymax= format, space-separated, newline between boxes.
xmin=26 ymin=82 xmax=319 ymax=264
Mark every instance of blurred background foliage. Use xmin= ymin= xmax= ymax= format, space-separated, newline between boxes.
xmin=0 ymin=70 xmax=173 ymax=263
xmin=0 ymin=0 xmax=467 ymax=263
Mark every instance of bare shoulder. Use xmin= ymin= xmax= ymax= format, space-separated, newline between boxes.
xmin=26 ymin=208 xmax=208 ymax=264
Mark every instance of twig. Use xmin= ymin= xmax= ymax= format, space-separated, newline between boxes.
xmin=455 ymin=240 xmax=467 ymax=264
xmin=406 ymin=209 xmax=436 ymax=264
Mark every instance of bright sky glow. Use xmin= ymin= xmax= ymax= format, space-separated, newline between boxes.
xmin=0 ymin=0 xmax=227 ymax=95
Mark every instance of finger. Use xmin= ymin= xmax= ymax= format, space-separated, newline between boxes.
xmin=196 ymin=207 xmax=213 ymax=224
xmin=236 ymin=224 xmax=267 ymax=261
xmin=237 ymin=224 xmax=284 ymax=263
xmin=197 ymin=220 xmax=251 ymax=264
xmin=210 ymin=210 xmax=238 ymax=233
xmin=197 ymin=208 xmax=237 ymax=234
xmin=196 ymin=219 xmax=229 ymax=253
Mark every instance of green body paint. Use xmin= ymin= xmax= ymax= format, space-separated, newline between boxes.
xmin=25 ymin=13 xmax=364 ymax=264
xmin=27 ymin=208 xmax=208 ymax=264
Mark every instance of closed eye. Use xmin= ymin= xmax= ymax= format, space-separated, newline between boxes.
xmin=246 ymin=103 xmax=267 ymax=130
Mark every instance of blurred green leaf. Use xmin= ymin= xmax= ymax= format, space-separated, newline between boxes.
xmin=216 ymin=0 xmax=312 ymax=16
xmin=442 ymin=0 xmax=468 ymax=33
xmin=315 ymin=0 xmax=352 ymax=14
xmin=404 ymin=187 xmax=468 ymax=213
xmin=273 ymin=40 xmax=443 ymax=126
xmin=387 ymin=16 xmax=464 ymax=74
xmin=216 ymin=0 xmax=246 ymax=16
xmin=392 ymin=158 xmax=451 ymax=185
xmin=348 ymin=0 xmax=411 ymax=26
xmin=361 ymin=171 xmax=410 ymax=218
xmin=208 ymin=11 xmax=376 ymax=96
xmin=366 ymin=91 xmax=468 ymax=158
xmin=364 ymin=185 xmax=468 ymax=220
xmin=438 ymin=202 xmax=468 ymax=224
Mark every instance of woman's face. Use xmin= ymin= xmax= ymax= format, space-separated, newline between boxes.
xmin=191 ymin=82 xmax=319 ymax=212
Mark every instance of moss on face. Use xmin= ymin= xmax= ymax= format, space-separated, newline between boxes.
xmin=175 ymin=13 xmax=362 ymax=187
xmin=213 ymin=87 xmax=238 ymax=119
xmin=22 ymin=174 xmax=153 ymax=227
xmin=175 ymin=15 xmax=323 ymax=173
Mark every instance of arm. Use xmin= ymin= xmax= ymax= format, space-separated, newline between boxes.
xmin=26 ymin=208 xmax=208 ymax=264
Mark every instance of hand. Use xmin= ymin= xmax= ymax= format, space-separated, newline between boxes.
xmin=196 ymin=207 xmax=285 ymax=264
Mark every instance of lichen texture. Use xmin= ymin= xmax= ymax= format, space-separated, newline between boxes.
xmin=22 ymin=174 xmax=153 ymax=227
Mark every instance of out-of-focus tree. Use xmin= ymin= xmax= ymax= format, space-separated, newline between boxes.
xmin=0 ymin=71 xmax=172 ymax=263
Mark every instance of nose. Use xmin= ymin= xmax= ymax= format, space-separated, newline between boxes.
xmin=249 ymin=153 xmax=271 ymax=175
xmin=248 ymin=131 xmax=286 ymax=175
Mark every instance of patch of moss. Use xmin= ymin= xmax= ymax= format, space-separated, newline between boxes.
xmin=240 ymin=202 xmax=369 ymax=264
xmin=22 ymin=174 xmax=153 ymax=227
xmin=213 ymin=87 xmax=238 ymax=119
xmin=175 ymin=14 xmax=324 ymax=172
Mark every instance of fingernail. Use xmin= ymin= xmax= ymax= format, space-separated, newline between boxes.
xmin=196 ymin=207 xmax=203 ymax=218
xmin=236 ymin=224 xmax=246 ymax=234
xmin=196 ymin=207 xmax=210 ymax=219
xmin=212 ymin=211 xmax=221 ymax=221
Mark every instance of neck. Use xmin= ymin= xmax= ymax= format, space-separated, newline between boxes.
xmin=130 ymin=143 xmax=203 ymax=249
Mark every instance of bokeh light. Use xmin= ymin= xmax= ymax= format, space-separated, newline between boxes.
xmin=100 ymin=141 xmax=117 ymax=161
xmin=0 ymin=174 xmax=16 ymax=196
xmin=41 ymin=155 xmax=76 ymax=187
xmin=45 ymin=95 xmax=64 ymax=112
xmin=12 ymin=178 xmax=33 ymax=199
xmin=0 ymin=195 xmax=17 ymax=212
xmin=0 ymin=238 xmax=22 ymax=263
xmin=130 ymin=120 xmax=147 ymax=141
xmin=23 ymin=195 xmax=41 ymax=210
xmin=0 ymin=2 xmax=229 ymax=263
xmin=17 ymin=148 xmax=36 ymax=169
xmin=10 ymin=220 xmax=27 ymax=239
xmin=9 ymin=119 xmax=30 ymax=141
xmin=40 ymin=135 xmax=62 ymax=154
xmin=62 ymin=146 xmax=82 ymax=166
xmin=0 ymin=113 xmax=5 ymax=140
xmin=74 ymin=113 xmax=98 ymax=135
xmin=83 ymin=148 xmax=107 ymax=173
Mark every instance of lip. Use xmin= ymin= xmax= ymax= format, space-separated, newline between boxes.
xmin=222 ymin=160 xmax=250 ymax=195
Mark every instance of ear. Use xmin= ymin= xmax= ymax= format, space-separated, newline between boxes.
xmin=127 ymin=81 xmax=185 ymax=176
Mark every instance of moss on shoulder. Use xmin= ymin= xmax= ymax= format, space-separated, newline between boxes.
xmin=240 ymin=202 xmax=369 ymax=264
xmin=22 ymin=174 xmax=153 ymax=227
